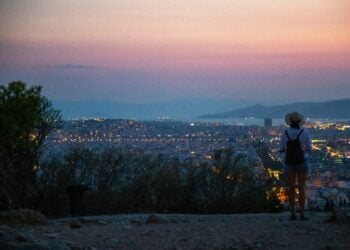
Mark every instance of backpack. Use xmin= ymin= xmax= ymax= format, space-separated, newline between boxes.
xmin=285 ymin=129 xmax=304 ymax=165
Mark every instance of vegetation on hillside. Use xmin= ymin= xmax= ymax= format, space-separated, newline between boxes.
xmin=0 ymin=81 xmax=282 ymax=216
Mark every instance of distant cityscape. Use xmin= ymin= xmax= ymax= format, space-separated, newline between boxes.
xmin=46 ymin=118 xmax=350 ymax=209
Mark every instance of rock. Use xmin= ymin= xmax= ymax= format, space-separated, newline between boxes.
xmin=43 ymin=233 xmax=58 ymax=239
xmin=78 ymin=218 xmax=95 ymax=224
xmin=70 ymin=221 xmax=82 ymax=229
xmin=96 ymin=220 xmax=108 ymax=225
xmin=69 ymin=246 xmax=84 ymax=250
xmin=177 ymin=238 xmax=188 ymax=242
xmin=49 ymin=240 xmax=71 ymax=250
xmin=231 ymin=237 xmax=239 ymax=244
xmin=68 ymin=245 xmax=95 ymax=250
xmin=0 ymin=225 xmax=12 ymax=238
xmin=325 ymin=208 xmax=350 ymax=223
xmin=146 ymin=213 xmax=169 ymax=224
xmin=0 ymin=209 xmax=48 ymax=225
xmin=2 ymin=241 xmax=50 ymax=250
xmin=15 ymin=232 xmax=36 ymax=242
xmin=130 ymin=219 xmax=142 ymax=225
xmin=255 ymin=243 xmax=263 ymax=248
xmin=111 ymin=239 xmax=120 ymax=244
xmin=85 ymin=247 xmax=97 ymax=250
xmin=78 ymin=218 xmax=109 ymax=225
xmin=226 ymin=247 xmax=239 ymax=250
xmin=0 ymin=225 xmax=70 ymax=250
xmin=0 ymin=228 xmax=49 ymax=250
xmin=240 ymin=238 xmax=253 ymax=249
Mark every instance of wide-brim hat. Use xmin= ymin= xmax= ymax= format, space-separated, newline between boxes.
xmin=285 ymin=112 xmax=305 ymax=126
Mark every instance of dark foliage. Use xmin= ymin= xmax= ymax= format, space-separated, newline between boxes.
xmin=0 ymin=81 xmax=62 ymax=210
xmin=0 ymin=81 xmax=282 ymax=215
xmin=37 ymin=147 xmax=282 ymax=217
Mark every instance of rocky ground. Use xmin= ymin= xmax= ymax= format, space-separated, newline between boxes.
xmin=1 ymin=210 xmax=350 ymax=250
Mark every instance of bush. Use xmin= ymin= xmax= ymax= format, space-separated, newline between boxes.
xmin=37 ymin=146 xmax=282 ymax=216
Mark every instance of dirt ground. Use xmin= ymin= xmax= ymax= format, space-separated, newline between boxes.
xmin=1 ymin=211 xmax=350 ymax=250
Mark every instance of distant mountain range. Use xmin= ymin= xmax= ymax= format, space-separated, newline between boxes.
xmin=199 ymin=99 xmax=350 ymax=119
xmin=54 ymin=98 xmax=257 ymax=120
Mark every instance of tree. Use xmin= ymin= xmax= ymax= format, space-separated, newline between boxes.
xmin=208 ymin=147 xmax=276 ymax=212
xmin=0 ymin=81 xmax=62 ymax=209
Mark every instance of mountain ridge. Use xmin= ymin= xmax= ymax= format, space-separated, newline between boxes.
xmin=53 ymin=98 xmax=258 ymax=120
xmin=199 ymin=99 xmax=350 ymax=119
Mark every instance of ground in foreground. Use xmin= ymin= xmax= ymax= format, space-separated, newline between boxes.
xmin=1 ymin=212 xmax=349 ymax=250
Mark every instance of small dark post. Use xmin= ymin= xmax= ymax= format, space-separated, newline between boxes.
xmin=66 ymin=185 xmax=89 ymax=216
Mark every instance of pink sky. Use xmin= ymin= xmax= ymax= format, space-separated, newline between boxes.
xmin=0 ymin=0 xmax=350 ymax=102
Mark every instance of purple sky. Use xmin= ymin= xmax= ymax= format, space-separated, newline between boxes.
xmin=0 ymin=1 xmax=349 ymax=104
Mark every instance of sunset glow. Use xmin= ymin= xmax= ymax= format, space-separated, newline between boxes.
xmin=0 ymin=0 xmax=349 ymax=102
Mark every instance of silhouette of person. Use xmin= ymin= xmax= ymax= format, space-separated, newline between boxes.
xmin=280 ymin=112 xmax=312 ymax=220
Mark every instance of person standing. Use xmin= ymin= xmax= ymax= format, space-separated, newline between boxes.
xmin=280 ymin=112 xmax=312 ymax=220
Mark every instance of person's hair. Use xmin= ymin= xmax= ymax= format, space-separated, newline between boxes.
xmin=290 ymin=122 xmax=300 ymax=129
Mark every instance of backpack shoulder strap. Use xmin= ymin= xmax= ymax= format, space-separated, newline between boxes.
xmin=296 ymin=129 xmax=304 ymax=139
xmin=285 ymin=130 xmax=291 ymax=140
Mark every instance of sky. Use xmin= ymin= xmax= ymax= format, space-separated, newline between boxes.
xmin=0 ymin=0 xmax=350 ymax=105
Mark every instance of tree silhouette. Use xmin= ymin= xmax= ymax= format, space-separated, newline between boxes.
xmin=0 ymin=81 xmax=62 ymax=209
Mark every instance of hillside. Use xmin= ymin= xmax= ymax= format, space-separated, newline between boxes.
xmin=1 ymin=212 xmax=349 ymax=250
xmin=199 ymin=99 xmax=350 ymax=119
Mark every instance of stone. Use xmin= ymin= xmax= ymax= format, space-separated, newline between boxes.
xmin=255 ymin=243 xmax=263 ymax=248
xmin=278 ymin=242 xmax=288 ymax=247
xmin=325 ymin=208 xmax=350 ymax=223
xmin=97 ymin=220 xmax=108 ymax=225
xmin=226 ymin=247 xmax=239 ymax=250
xmin=0 ymin=209 xmax=48 ymax=225
xmin=78 ymin=218 xmax=94 ymax=224
xmin=240 ymin=238 xmax=253 ymax=248
xmin=146 ymin=213 xmax=169 ymax=224
xmin=130 ymin=219 xmax=142 ymax=225
xmin=85 ymin=247 xmax=97 ymax=250
xmin=70 ymin=221 xmax=82 ymax=229
xmin=111 ymin=239 xmax=120 ymax=244
xmin=69 ymin=246 xmax=84 ymax=250
xmin=0 ymin=225 xmax=12 ymax=238
xmin=177 ymin=238 xmax=188 ymax=242
xmin=2 ymin=242 xmax=50 ymax=250
xmin=44 ymin=233 xmax=58 ymax=239
xmin=15 ymin=232 xmax=36 ymax=243
xmin=231 ymin=237 xmax=239 ymax=244
xmin=0 ymin=225 xmax=12 ymax=231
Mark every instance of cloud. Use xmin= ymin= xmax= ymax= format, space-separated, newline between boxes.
xmin=46 ymin=64 xmax=98 ymax=71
